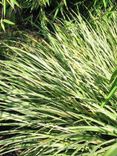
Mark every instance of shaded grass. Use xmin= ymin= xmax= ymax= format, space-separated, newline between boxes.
xmin=0 ymin=14 xmax=117 ymax=155
xmin=0 ymin=0 xmax=116 ymax=31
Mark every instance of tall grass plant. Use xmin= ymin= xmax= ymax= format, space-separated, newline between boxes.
xmin=0 ymin=13 xmax=117 ymax=155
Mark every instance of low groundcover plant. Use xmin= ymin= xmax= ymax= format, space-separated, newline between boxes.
xmin=0 ymin=14 xmax=117 ymax=155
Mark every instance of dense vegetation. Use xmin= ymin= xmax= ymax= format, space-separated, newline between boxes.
xmin=0 ymin=0 xmax=116 ymax=30
xmin=0 ymin=0 xmax=117 ymax=156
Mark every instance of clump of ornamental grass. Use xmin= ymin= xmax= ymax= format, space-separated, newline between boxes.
xmin=0 ymin=14 xmax=117 ymax=156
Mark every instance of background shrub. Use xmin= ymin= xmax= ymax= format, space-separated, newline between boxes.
xmin=0 ymin=0 xmax=116 ymax=30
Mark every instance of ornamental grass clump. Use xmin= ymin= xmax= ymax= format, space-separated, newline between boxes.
xmin=0 ymin=14 xmax=117 ymax=155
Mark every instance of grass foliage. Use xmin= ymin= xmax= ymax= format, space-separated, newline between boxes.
xmin=0 ymin=14 xmax=117 ymax=155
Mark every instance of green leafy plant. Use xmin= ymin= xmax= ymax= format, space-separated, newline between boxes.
xmin=0 ymin=0 xmax=19 ymax=30
xmin=0 ymin=0 xmax=116 ymax=30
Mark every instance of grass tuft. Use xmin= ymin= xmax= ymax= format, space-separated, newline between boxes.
xmin=0 ymin=14 xmax=117 ymax=155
